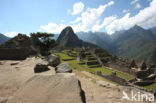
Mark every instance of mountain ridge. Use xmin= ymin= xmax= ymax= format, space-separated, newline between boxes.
xmin=76 ymin=25 xmax=156 ymax=64
xmin=0 ymin=33 xmax=10 ymax=44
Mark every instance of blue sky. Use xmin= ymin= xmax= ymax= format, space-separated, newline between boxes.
xmin=0 ymin=0 xmax=156 ymax=37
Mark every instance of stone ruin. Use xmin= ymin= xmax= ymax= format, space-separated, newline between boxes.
xmin=97 ymin=71 xmax=128 ymax=86
xmin=129 ymin=60 xmax=138 ymax=69
xmin=140 ymin=62 xmax=147 ymax=70
xmin=0 ymin=34 xmax=37 ymax=60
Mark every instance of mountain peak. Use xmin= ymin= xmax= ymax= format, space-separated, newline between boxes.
xmin=61 ymin=26 xmax=75 ymax=36
xmin=56 ymin=26 xmax=82 ymax=48
xmin=55 ymin=26 xmax=98 ymax=48
xmin=131 ymin=25 xmax=143 ymax=30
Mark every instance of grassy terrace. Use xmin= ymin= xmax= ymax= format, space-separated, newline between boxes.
xmin=143 ymin=83 xmax=156 ymax=92
xmin=54 ymin=52 xmax=134 ymax=81
xmin=54 ymin=51 xmax=156 ymax=92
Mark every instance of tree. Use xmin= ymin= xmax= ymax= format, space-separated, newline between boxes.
xmin=30 ymin=32 xmax=55 ymax=56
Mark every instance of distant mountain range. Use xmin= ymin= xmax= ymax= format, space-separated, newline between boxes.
xmin=149 ymin=27 xmax=156 ymax=35
xmin=0 ymin=33 xmax=10 ymax=44
xmin=55 ymin=26 xmax=98 ymax=49
xmin=76 ymin=25 xmax=156 ymax=64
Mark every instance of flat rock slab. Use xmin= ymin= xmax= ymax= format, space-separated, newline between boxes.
xmin=56 ymin=63 xmax=72 ymax=73
xmin=7 ymin=73 xmax=86 ymax=103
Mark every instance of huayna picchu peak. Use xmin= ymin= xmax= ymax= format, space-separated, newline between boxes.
xmin=55 ymin=26 xmax=98 ymax=49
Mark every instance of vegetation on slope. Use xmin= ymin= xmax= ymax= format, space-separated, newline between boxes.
xmin=54 ymin=51 xmax=134 ymax=81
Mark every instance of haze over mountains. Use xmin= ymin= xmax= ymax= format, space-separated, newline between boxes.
xmin=77 ymin=25 xmax=156 ymax=64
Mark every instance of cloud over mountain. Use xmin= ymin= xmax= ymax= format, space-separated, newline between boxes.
xmin=40 ymin=0 xmax=156 ymax=35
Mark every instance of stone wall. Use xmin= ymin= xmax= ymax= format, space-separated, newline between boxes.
xmin=0 ymin=48 xmax=36 ymax=60
xmin=136 ymin=68 xmax=155 ymax=79
xmin=86 ymin=61 xmax=99 ymax=65
xmin=107 ymin=63 xmax=137 ymax=76
xmin=134 ymin=81 xmax=154 ymax=86
xmin=97 ymin=71 xmax=128 ymax=86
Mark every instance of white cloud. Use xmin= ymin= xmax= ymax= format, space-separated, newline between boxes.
xmin=40 ymin=22 xmax=67 ymax=33
xmin=131 ymin=0 xmax=140 ymax=5
xmin=122 ymin=9 xmax=130 ymax=13
xmin=105 ymin=0 xmax=156 ymax=34
xmin=71 ymin=2 xmax=84 ymax=15
xmin=135 ymin=3 xmax=142 ymax=9
xmin=40 ymin=1 xmax=115 ymax=33
xmin=4 ymin=32 xmax=19 ymax=37
xmin=108 ymin=1 xmax=115 ymax=5
xmin=40 ymin=0 xmax=156 ymax=35
xmin=70 ymin=17 xmax=81 ymax=24
xmin=72 ymin=1 xmax=115 ymax=32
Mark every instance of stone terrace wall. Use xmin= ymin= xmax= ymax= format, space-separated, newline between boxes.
xmin=97 ymin=71 xmax=128 ymax=86
xmin=0 ymin=48 xmax=36 ymax=60
xmin=107 ymin=63 xmax=137 ymax=76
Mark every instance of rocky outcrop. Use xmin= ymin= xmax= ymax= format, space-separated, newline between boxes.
xmin=34 ymin=60 xmax=49 ymax=73
xmin=7 ymin=74 xmax=86 ymax=103
xmin=0 ymin=34 xmax=36 ymax=60
xmin=44 ymin=54 xmax=60 ymax=67
xmin=55 ymin=63 xmax=72 ymax=73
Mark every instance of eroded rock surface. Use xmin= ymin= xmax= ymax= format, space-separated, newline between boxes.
xmin=55 ymin=63 xmax=72 ymax=73
xmin=7 ymin=73 xmax=86 ymax=103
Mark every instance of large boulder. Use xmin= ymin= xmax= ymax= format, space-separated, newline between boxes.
xmin=7 ymin=73 xmax=86 ymax=103
xmin=56 ymin=63 xmax=72 ymax=73
xmin=44 ymin=54 xmax=60 ymax=67
xmin=34 ymin=60 xmax=49 ymax=73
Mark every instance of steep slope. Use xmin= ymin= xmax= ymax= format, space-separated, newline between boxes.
xmin=77 ymin=31 xmax=114 ymax=53
xmin=0 ymin=33 xmax=10 ymax=44
xmin=147 ymin=48 xmax=156 ymax=64
xmin=56 ymin=26 xmax=82 ymax=47
xmin=112 ymin=25 xmax=156 ymax=62
xmin=150 ymin=26 xmax=156 ymax=35
xmin=56 ymin=26 xmax=98 ymax=48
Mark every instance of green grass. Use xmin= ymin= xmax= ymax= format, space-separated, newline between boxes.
xmin=143 ymin=83 xmax=156 ymax=92
xmin=55 ymin=52 xmax=134 ymax=81
xmin=54 ymin=52 xmax=155 ymax=91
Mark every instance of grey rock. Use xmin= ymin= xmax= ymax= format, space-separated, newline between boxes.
xmin=56 ymin=63 xmax=72 ymax=73
xmin=34 ymin=60 xmax=49 ymax=73
xmin=7 ymin=73 xmax=86 ymax=103
xmin=45 ymin=54 xmax=60 ymax=67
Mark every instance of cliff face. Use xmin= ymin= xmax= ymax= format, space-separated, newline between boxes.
xmin=56 ymin=26 xmax=83 ymax=48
